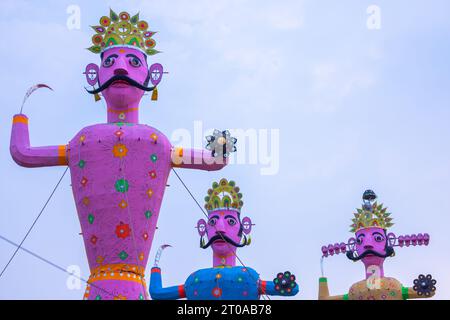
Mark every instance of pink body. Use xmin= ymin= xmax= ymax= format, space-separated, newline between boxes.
xmin=10 ymin=46 xmax=226 ymax=300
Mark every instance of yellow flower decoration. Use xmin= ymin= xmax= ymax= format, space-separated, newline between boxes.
xmin=118 ymin=200 xmax=128 ymax=209
xmin=113 ymin=143 xmax=128 ymax=158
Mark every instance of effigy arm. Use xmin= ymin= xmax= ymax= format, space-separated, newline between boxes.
xmin=318 ymin=277 xmax=347 ymax=300
xmin=171 ymin=147 xmax=227 ymax=171
xmin=10 ymin=114 xmax=68 ymax=168
xmin=259 ymin=279 xmax=299 ymax=297
xmin=402 ymin=286 xmax=436 ymax=300
xmin=403 ymin=274 xmax=437 ymax=299
xmin=149 ymin=267 xmax=186 ymax=300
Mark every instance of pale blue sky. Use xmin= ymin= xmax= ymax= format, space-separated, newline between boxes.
xmin=0 ymin=0 xmax=449 ymax=299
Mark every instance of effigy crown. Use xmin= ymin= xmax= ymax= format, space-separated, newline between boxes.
xmin=204 ymin=178 xmax=243 ymax=213
xmin=350 ymin=190 xmax=393 ymax=232
xmin=88 ymin=9 xmax=159 ymax=56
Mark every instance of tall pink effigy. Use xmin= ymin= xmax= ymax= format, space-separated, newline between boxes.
xmin=10 ymin=9 xmax=228 ymax=300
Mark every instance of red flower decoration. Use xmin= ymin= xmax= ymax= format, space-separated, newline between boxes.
xmin=114 ymin=130 xmax=124 ymax=138
xmin=149 ymin=170 xmax=157 ymax=179
xmin=212 ymin=287 xmax=222 ymax=298
xmin=143 ymin=232 xmax=149 ymax=241
xmin=90 ymin=235 xmax=98 ymax=245
xmin=115 ymin=222 xmax=131 ymax=239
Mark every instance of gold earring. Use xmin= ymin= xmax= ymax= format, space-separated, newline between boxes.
xmin=151 ymin=87 xmax=158 ymax=101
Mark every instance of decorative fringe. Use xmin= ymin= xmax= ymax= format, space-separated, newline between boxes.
xmin=151 ymin=87 xmax=158 ymax=101
xmin=94 ymin=93 xmax=101 ymax=102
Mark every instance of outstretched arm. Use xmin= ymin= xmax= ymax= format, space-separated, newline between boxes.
xmin=402 ymin=286 xmax=435 ymax=300
xmin=259 ymin=280 xmax=299 ymax=297
xmin=10 ymin=114 xmax=68 ymax=168
xmin=403 ymin=274 xmax=437 ymax=299
xmin=149 ymin=267 xmax=186 ymax=300
xmin=171 ymin=147 xmax=227 ymax=171
xmin=318 ymin=277 xmax=347 ymax=300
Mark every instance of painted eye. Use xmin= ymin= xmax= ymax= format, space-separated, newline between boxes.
xmin=208 ymin=218 xmax=217 ymax=226
xmin=356 ymin=237 xmax=363 ymax=245
xmin=103 ymin=56 xmax=115 ymax=67
xmin=374 ymin=234 xmax=385 ymax=242
xmin=129 ymin=57 xmax=142 ymax=67
xmin=227 ymin=218 xmax=236 ymax=226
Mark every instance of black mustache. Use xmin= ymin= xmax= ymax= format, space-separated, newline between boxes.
xmin=346 ymin=246 xmax=394 ymax=261
xmin=85 ymin=75 xmax=155 ymax=94
xmin=201 ymin=234 xmax=247 ymax=249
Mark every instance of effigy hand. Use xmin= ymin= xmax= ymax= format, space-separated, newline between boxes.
xmin=273 ymin=271 xmax=298 ymax=296
xmin=413 ymin=274 xmax=437 ymax=297
xmin=206 ymin=129 xmax=237 ymax=158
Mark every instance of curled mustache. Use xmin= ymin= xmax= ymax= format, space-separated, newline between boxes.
xmin=346 ymin=246 xmax=394 ymax=261
xmin=85 ymin=75 xmax=155 ymax=94
xmin=201 ymin=234 xmax=248 ymax=249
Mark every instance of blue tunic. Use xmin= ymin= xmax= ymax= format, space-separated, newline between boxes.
xmin=184 ymin=266 xmax=261 ymax=300
xmin=149 ymin=266 xmax=299 ymax=300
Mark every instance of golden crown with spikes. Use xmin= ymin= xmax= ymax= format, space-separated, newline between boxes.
xmin=350 ymin=202 xmax=393 ymax=232
xmin=204 ymin=178 xmax=243 ymax=213
xmin=88 ymin=9 xmax=159 ymax=56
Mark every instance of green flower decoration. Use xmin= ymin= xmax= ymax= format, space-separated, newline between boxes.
xmin=139 ymin=293 xmax=144 ymax=300
xmin=118 ymin=250 xmax=128 ymax=260
xmin=150 ymin=153 xmax=158 ymax=163
xmin=115 ymin=179 xmax=129 ymax=193
xmin=95 ymin=295 xmax=102 ymax=300
xmin=145 ymin=210 xmax=153 ymax=219
xmin=88 ymin=214 xmax=95 ymax=224
xmin=78 ymin=160 xmax=86 ymax=169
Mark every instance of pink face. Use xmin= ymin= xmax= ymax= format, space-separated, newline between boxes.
xmin=355 ymin=227 xmax=388 ymax=266
xmin=197 ymin=209 xmax=252 ymax=256
xmin=208 ymin=210 xmax=242 ymax=255
xmin=98 ymin=47 xmax=149 ymax=108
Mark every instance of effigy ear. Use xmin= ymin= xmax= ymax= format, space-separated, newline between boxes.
xmin=84 ymin=63 xmax=100 ymax=86
xmin=196 ymin=219 xmax=207 ymax=236
xmin=149 ymin=63 xmax=164 ymax=86
xmin=241 ymin=217 xmax=252 ymax=235
xmin=387 ymin=232 xmax=397 ymax=247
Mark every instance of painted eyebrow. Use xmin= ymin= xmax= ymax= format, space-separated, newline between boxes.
xmin=357 ymin=234 xmax=365 ymax=237
xmin=224 ymin=215 xmax=237 ymax=220
xmin=372 ymin=232 xmax=384 ymax=236
xmin=126 ymin=53 xmax=142 ymax=62
xmin=104 ymin=54 xmax=118 ymax=60
xmin=208 ymin=215 xmax=219 ymax=220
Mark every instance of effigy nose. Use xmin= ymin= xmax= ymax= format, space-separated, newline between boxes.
xmin=215 ymin=223 xmax=226 ymax=233
xmin=364 ymin=245 xmax=373 ymax=250
xmin=114 ymin=68 xmax=128 ymax=76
